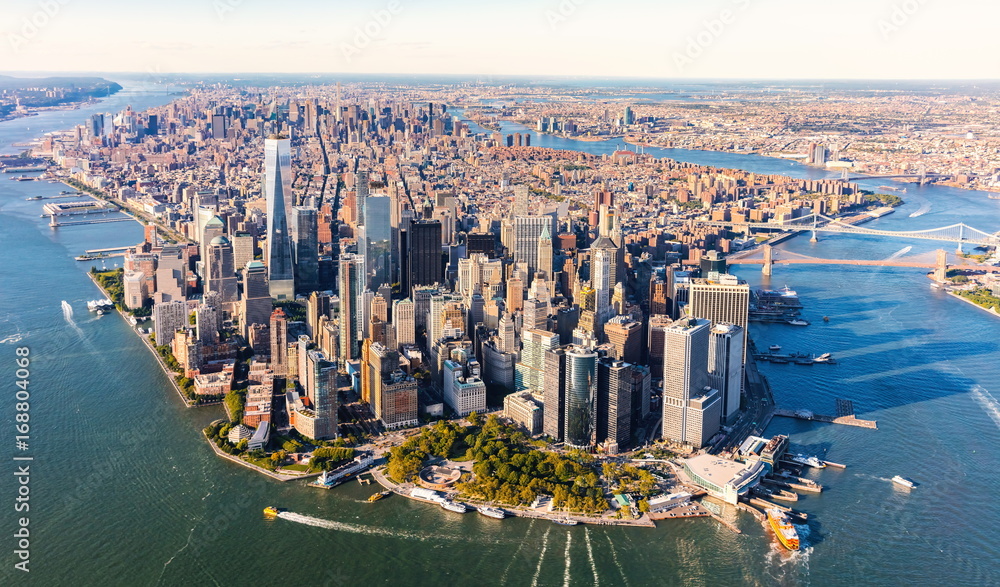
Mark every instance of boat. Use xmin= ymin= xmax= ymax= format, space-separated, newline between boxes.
xmin=769 ymin=344 xmax=781 ymax=351
xmin=988 ymin=195 xmax=1000 ymax=200
xmin=789 ymin=454 xmax=826 ymax=468
xmin=552 ymin=517 xmax=579 ymax=526
xmin=892 ymin=475 xmax=916 ymax=489
xmin=786 ymin=318 xmax=809 ymax=326
xmin=878 ymin=185 xmax=907 ymax=193
xmin=263 ymin=506 xmax=280 ymax=517
xmin=822 ymin=316 xmax=830 ymax=322
xmin=794 ymin=358 xmax=814 ymax=365
xmin=368 ymin=490 xmax=391 ymax=502
xmin=440 ymin=500 xmax=468 ymax=513
xmin=813 ymin=353 xmax=833 ymax=363
xmin=478 ymin=506 xmax=506 ymax=520
xmin=766 ymin=508 xmax=800 ymax=551
xmin=25 ymin=195 xmax=43 ymax=201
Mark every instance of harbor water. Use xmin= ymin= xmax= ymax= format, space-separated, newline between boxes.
xmin=1 ymin=84 xmax=999 ymax=586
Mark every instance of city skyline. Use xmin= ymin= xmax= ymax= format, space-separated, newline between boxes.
xmin=2 ymin=0 xmax=999 ymax=80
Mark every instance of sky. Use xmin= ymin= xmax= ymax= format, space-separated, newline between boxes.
xmin=2 ymin=0 xmax=998 ymax=80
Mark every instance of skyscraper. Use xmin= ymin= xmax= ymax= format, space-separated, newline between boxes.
xmin=536 ymin=222 xmax=553 ymax=280
xmin=241 ymin=261 xmax=272 ymax=339
xmin=292 ymin=206 xmax=319 ymax=294
xmin=406 ymin=219 xmax=443 ymax=291
xmin=661 ymin=318 xmax=721 ymax=448
xmin=591 ymin=236 xmax=618 ymax=327
xmin=363 ymin=195 xmax=392 ymax=290
xmin=513 ymin=216 xmax=551 ymax=277
xmin=270 ymin=308 xmax=289 ymax=377
xmin=337 ymin=254 xmax=363 ymax=366
xmin=204 ymin=235 xmax=238 ymax=304
xmin=393 ymin=298 xmax=415 ymax=346
xmin=542 ymin=347 xmax=567 ymax=440
xmin=709 ymin=323 xmax=745 ymax=425
xmin=264 ymin=137 xmax=295 ymax=299
xmin=564 ymin=347 xmax=597 ymax=449
xmin=688 ymin=274 xmax=750 ymax=365
xmin=597 ymin=359 xmax=634 ymax=451
xmin=604 ymin=316 xmax=642 ymax=364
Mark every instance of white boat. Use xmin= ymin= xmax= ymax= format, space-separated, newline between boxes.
xmin=440 ymin=500 xmax=468 ymax=513
xmin=552 ymin=517 xmax=579 ymax=526
xmin=478 ymin=507 xmax=506 ymax=519
xmin=769 ymin=344 xmax=781 ymax=352
xmin=87 ymin=299 xmax=114 ymax=312
xmin=813 ymin=353 xmax=833 ymax=362
xmin=892 ymin=475 xmax=915 ymax=489
xmin=786 ymin=318 xmax=809 ymax=326
xmin=789 ymin=454 xmax=826 ymax=468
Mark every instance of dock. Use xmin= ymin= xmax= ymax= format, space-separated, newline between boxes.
xmin=773 ymin=398 xmax=878 ymax=429
xmin=50 ymin=217 xmax=134 ymax=227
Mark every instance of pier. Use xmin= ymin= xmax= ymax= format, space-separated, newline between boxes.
xmin=773 ymin=397 xmax=878 ymax=429
xmin=50 ymin=217 xmax=134 ymax=228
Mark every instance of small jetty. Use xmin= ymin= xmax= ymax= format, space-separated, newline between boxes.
xmin=773 ymin=398 xmax=877 ymax=429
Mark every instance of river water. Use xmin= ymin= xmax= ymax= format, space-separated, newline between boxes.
xmin=0 ymin=86 xmax=998 ymax=586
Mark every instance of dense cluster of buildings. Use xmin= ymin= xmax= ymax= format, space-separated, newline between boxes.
xmin=44 ymin=82 xmax=853 ymax=453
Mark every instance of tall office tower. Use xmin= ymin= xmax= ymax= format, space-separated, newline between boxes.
xmin=363 ymin=195 xmax=392 ymax=290
xmin=146 ymin=114 xmax=157 ymax=136
xmin=293 ymin=350 xmax=337 ymax=440
xmin=467 ymin=232 xmax=497 ymax=258
xmin=356 ymin=170 xmax=370 ymax=227
xmin=393 ymin=298 xmax=415 ymax=346
xmin=700 ymin=250 xmax=728 ymax=281
xmin=200 ymin=215 xmax=225 ymax=265
xmin=442 ymin=350 xmax=487 ymax=416
xmin=270 ymin=308 xmax=289 ymax=378
xmin=337 ymin=254 xmax=363 ymax=365
xmin=155 ymin=245 xmax=186 ymax=302
xmin=498 ymin=312 xmax=516 ymax=354
xmin=406 ymin=220 xmax=443 ymax=291
xmin=306 ymin=291 xmax=331 ymax=339
xmin=513 ymin=216 xmax=551 ymax=277
xmin=597 ymin=359 xmax=634 ymax=451
xmin=647 ymin=314 xmax=672 ymax=376
xmin=622 ymin=106 xmax=634 ymax=126
xmin=661 ymin=318 xmax=720 ymax=448
xmin=688 ymin=275 xmax=750 ymax=331
xmin=688 ymin=274 xmax=750 ymax=362
xmin=516 ymin=329 xmax=560 ymax=394
xmin=264 ymin=136 xmax=295 ymax=299
xmin=604 ymin=316 xmax=642 ymax=364
xmin=564 ymin=347 xmax=598 ymax=449
xmin=232 ymin=232 xmax=255 ymax=275
xmin=542 ymin=347 xmax=567 ymax=440
xmin=709 ymin=323 xmax=745 ymax=425
xmin=241 ymin=261 xmax=272 ymax=338
xmin=195 ymin=304 xmax=220 ymax=345
xmin=89 ymin=113 xmax=104 ymax=137
xmin=513 ymin=184 xmax=530 ymax=217
xmin=153 ymin=300 xmax=187 ymax=346
xmin=556 ymin=306 xmax=580 ymax=345
xmin=630 ymin=364 xmax=652 ymax=429
xmin=205 ymin=236 xmax=238 ymax=304
xmin=292 ymin=206 xmax=319 ymax=294
xmin=650 ymin=276 xmax=671 ymax=316
xmin=361 ymin=341 xmax=418 ymax=429
xmin=523 ymin=298 xmax=550 ymax=332
xmin=211 ymin=113 xmax=228 ymax=139
xmin=591 ymin=236 xmax=618 ymax=323
xmin=536 ymin=223 xmax=553 ymax=280
xmin=506 ymin=275 xmax=524 ymax=313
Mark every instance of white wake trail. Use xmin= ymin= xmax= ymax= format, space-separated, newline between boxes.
xmin=584 ymin=528 xmax=599 ymax=585
xmin=886 ymin=246 xmax=912 ymax=260
xmin=563 ymin=531 xmax=573 ymax=587
xmin=62 ymin=300 xmax=84 ymax=336
xmin=530 ymin=527 xmax=551 ymax=587
xmin=971 ymin=386 xmax=1000 ymax=429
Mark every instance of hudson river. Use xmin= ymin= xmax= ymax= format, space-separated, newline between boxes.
xmin=1 ymin=86 xmax=999 ymax=586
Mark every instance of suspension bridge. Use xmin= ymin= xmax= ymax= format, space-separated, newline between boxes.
xmin=698 ymin=212 xmax=1000 ymax=251
xmin=727 ymin=245 xmax=999 ymax=278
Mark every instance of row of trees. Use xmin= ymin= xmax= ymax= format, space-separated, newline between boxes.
xmin=955 ymin=288 xmax=1000 ymax=311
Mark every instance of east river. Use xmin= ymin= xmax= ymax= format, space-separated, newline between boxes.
xmin=1 ymin=84 xmax=999 ymax=586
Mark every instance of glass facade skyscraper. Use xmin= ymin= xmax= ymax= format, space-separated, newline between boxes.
xmin=363 ymin=195 xmax=392 ymax=291
xmin=264 ymin=136 xmax=295 ymax=300
xmin=564 ymin=347 xmax=597 ymax=448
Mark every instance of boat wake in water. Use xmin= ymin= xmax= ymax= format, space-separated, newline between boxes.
xmin=909 ymin=195 xmax=931 ymax=217
xmin=885 ymin=246 xmax=912 ymax=260
xmin=62 ymin=300 xmax=83 ymax=335
xmin=971 ymin=386 xmax=1000 ymax=429
xmin=276 ymin=511 xmax=474 ymax=543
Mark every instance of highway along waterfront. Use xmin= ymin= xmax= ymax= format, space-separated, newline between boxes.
xmin=0 ymin=88 xmax=997 ymax=585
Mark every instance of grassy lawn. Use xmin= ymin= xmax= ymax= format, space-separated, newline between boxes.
xmin=281 ymin=463 xmax=311 ymax=472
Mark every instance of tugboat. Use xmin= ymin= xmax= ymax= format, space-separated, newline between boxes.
xmin=263 ymin=506 xmax=280 ymax=517
xmin=478 ymin=506 xmax=506 ymax=520
xmin=368 ymin=490 xmax=391 ymax=502
xmin=767 ymin=508 xmax=800 ymax=551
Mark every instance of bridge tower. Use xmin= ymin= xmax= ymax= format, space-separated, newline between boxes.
xmin=934 ymin=249 xmax=948 ymax=282
xmin=762 ymin=244 xmax=773 ymax=276
xmin=956 ymin=224 xmax=964 ymax=254
xmin=809 ymin=213 xmax=818 ymax=243
xmin=919 ymin=165 xmax=927 ymax=186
